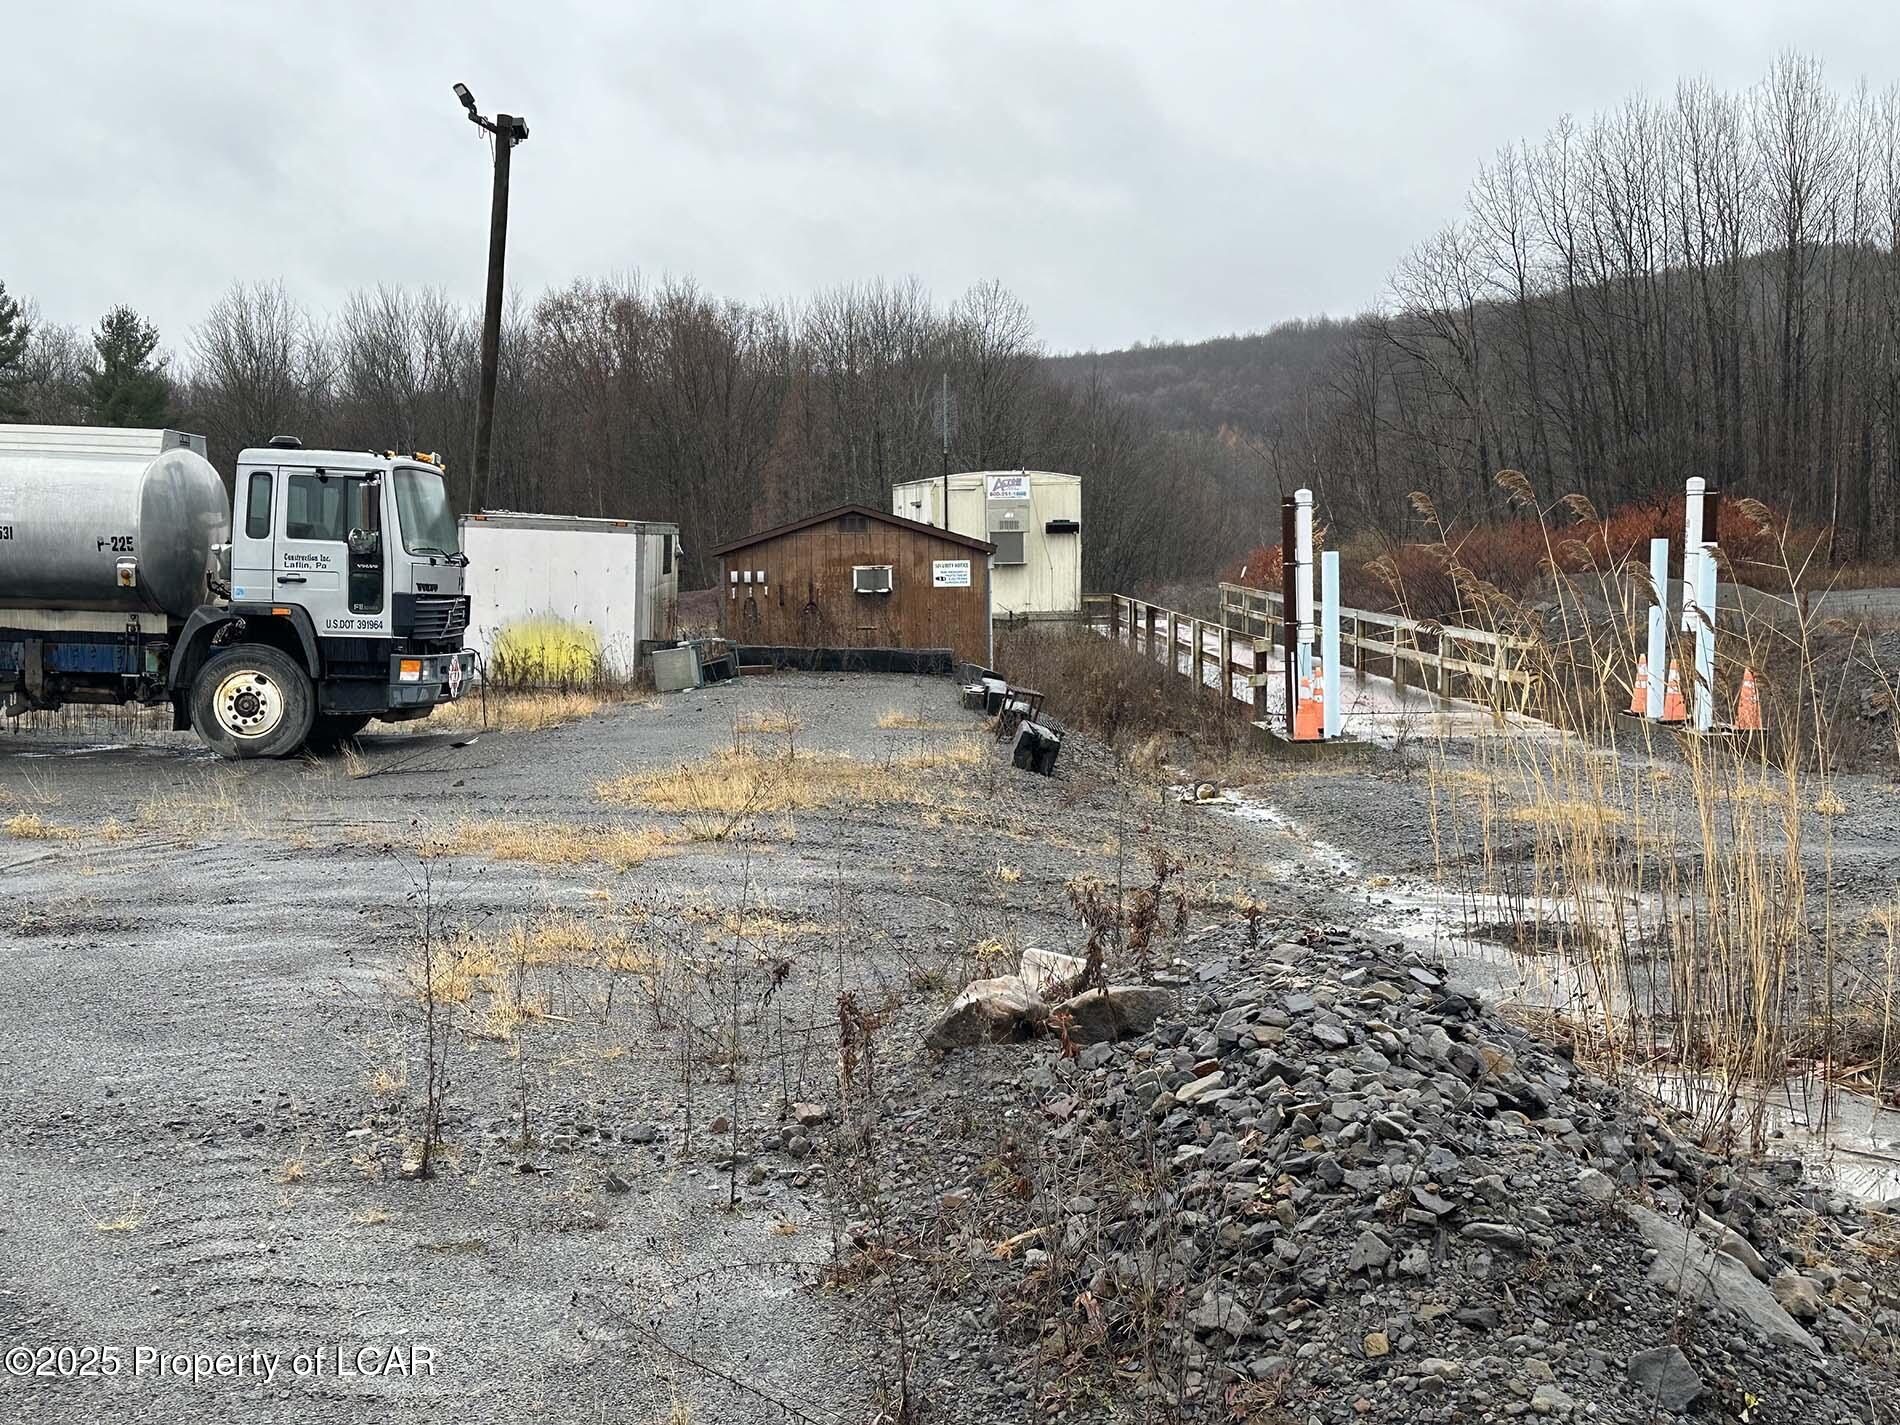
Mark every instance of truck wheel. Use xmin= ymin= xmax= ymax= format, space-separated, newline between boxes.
xmin=306 ymin=713 xmax=373 ymax=752
xmin=191 ymin=645 xmax=316 ymax=759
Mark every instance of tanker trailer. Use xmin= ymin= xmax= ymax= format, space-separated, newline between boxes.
xmin=0 ymin=425 xmax=476 ymax=757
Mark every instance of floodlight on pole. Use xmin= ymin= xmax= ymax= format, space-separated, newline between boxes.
xmin=452 ymin=82 xmax=529 ymax=512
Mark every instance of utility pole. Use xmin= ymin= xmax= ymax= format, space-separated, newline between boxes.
xmin=453 ymin=83 xmax=528 ymax=512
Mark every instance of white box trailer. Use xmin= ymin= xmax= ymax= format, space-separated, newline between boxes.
xmin=891 ymin=469 xmax=1081 ymax=618
xmin=458 ymin=511 xmax=680 ymax=683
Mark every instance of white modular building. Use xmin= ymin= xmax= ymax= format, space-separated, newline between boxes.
xmin=890 ymin=469 xmax=1081 ymax=618
xmin=458 ymin=511 xmax=680 ymax=682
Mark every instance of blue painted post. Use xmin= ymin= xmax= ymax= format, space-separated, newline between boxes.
xmin=1695 ymin=542 xmax=1718 ymax=734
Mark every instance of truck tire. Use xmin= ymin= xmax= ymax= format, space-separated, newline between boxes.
xmin=306 ymin=713 xmax=372 ymax=752
xmin=190 ymin=645 xmax=316 ymax=759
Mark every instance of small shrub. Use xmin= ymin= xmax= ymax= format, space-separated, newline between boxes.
xmin=489 ymin=617 xmax=605 ymax=690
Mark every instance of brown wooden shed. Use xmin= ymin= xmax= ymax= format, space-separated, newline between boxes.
xmin=712 ymin=505 xmax=994 ymax=663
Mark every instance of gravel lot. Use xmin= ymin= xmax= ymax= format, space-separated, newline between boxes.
xmin=3 ymin=670 xmax=1896 ymax=1421
xmin=0 ymin=674 xmax=1302 ymax=1422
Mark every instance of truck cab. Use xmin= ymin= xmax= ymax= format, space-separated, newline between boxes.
xmin=201 ymin=439 xmax=475 ymax=750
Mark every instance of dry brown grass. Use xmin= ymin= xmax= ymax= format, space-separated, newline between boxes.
xmin=735 ymin=707 xmax=803 ymax=736
xmin=876 ymin=707 xmax=933 ymax=729
xmin=995 ymin=625 xmax=1259 ymax=764
xmin=597 ymin=741 xmax=983 ymax=817
xmin=92 ymin=1202 xmax=143 ymax=1232
xmin=4 ymin=812 xmax=74 ymax=840
xmin=434 ymin=819 xmax=679 ymax=870
xmin=1503 ymin=797 xmax=1628 ymax=833
xmin=685 ymin=905 xmax=835 ymax=943
xmin=368 ymin=1065 xmax=405 ymax=1096
xmin=397 ymin=910 xmax=660 ymax=1043
xmin=133 ymin=779 xmax=256 ymax=837
xmin=397 ymin=689 xmax=637 ymax=735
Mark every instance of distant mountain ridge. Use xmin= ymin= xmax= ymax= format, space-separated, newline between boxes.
xmin=1042 ymin=317 xmax=1355 ymax=434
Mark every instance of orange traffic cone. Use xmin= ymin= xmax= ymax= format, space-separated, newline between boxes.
xmin=1627 ymin=655 xmax=1649 ymax=717
xmin=1294 ymin=665 xmax=1323 ymax=741
xmin=1735 ymin=668 xmax=1763 ymax=732
xmin=1660 ymin=661 xmax=1687 ymax=722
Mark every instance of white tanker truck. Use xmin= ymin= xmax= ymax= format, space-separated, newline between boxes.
xmin=0 ymin=425 xmax=476 ymax=757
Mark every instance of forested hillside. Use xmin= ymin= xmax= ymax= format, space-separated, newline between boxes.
xmin=1047 ymin=55 xmax=1900 ymax=565
xmin=1042 ymin=319 xmax=1353 ymax=433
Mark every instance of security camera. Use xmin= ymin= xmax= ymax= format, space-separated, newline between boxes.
xmin=453 ymin=82 xmax=476 ymax=112
xmin=510 ymin=116 xmax=529 ymax=142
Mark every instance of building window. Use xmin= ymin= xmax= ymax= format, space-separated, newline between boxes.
xmin=852 ymin=564 xmax=893 ymax=594
xmin=663 ymin=536 xmax=674 ymax=574
xmin=839 ymin=513 xmax=867 ymax=532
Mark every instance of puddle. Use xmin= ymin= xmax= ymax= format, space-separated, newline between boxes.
xmin=1211 ymin=785 xmax=1900 ymax=1203
xmin=1218 ymin=795 xmax=1357 ymax=877
xmin=2 ymin=740 xmax=213 ymax=764
xmin=1652 ymin=1071 xmax=1900 ymax=1203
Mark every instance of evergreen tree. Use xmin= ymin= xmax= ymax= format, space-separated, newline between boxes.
xmin=0 ymin=280 xmax=29 ymax=421
xmin=89 ymin=304 xmax=171 ymax=427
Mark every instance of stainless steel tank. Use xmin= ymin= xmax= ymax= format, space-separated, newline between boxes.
xmin=0 ymin=427 xmax=229 ymax=620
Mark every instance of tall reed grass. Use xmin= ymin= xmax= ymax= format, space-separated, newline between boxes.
xmin=1402 ymin=470 xmax=1867 ymax=1149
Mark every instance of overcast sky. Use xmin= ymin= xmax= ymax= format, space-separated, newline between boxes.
xmin=4 ymin=1 xmax=1894 ymax=357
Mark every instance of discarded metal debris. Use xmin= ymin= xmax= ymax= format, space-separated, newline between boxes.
xmin=1012 ymin=720 xmax=1061 ymax=776
xmin=994 ymin=687 xmax=1045 ymax=742
xmin=962 ymin=670 xmax=1063 ymax=776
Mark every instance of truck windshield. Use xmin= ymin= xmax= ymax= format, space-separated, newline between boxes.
xmin=394 ymin=467 xmax=459 ymax=557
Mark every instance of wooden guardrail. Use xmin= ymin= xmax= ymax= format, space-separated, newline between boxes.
xmin=1217 ymin=582 xmax=1536 ymax=709
xmin=1089 ymin=594 xmax=1267 ymax=713
xmin=1078 ymin=588 xmax=1538 ymax=722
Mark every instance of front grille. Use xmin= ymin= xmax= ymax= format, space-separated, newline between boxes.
xmin=408 ymin=595 xmax=468 ymax=640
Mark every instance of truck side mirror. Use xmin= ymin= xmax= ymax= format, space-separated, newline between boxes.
xmin=349 ymin=528 xmax=382 ymax=556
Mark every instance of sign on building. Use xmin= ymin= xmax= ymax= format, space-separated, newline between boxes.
xmin=932 ymin=559 xmax=973 ymax=588
xmin=984 ymin=473 xmax=1030 ymax=502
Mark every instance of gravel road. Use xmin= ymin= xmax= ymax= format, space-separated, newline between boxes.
xmin=3 ymin=670 xmax=1895 ymax=1421
xmin=0 ymin=674 xmax=1313 ymax=1422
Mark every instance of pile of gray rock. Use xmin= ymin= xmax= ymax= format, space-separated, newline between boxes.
xmin=896 ymin=923 xmax=1900 ymax=1422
